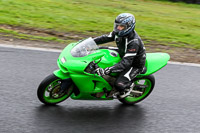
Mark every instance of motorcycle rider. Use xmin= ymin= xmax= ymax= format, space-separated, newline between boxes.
xmin=94 ymin=13 xmax=146 ymax=98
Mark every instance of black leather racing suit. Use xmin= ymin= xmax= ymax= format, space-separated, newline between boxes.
xmin=94 ymin=30 xmax=146 ymax=92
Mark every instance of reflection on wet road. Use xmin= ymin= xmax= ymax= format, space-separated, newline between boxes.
xmin=34 ymin=102 xmax=146 ymax=133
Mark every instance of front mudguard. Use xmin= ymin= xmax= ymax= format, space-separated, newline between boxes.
xmin=53 ymin=69 xmax=70 ymax=79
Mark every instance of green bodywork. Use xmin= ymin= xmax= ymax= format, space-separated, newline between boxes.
xmin=53 ymin=42 xmax=170 ymax=100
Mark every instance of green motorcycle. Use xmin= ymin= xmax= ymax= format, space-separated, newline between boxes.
xmin=37 ymin=37 xmax=170 ymax=105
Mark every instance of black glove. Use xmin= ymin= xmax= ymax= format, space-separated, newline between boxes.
xmin=104 ymin=67 xmax=111 ymax=75
xmin=95 ymin=67 xmax=111 ymax=76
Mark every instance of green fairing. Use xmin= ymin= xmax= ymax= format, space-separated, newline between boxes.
xmin=55 ymin=42 xmax=169 ymax=78
xmin=37 ymin=38 xmax=170 ymax=105
xmin=138 ymin=53 xmax=170 ymax=77
xmin=70 ymin=74 xmax=112 ymax=100
xmin=52 ymin=40 xmax=170 ymax=100
xmin=53 ymin=43 xmax=115 ymax=100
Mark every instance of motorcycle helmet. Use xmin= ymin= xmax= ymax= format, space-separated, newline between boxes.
xmin=114 ymin=13 xmax=136 ymax=37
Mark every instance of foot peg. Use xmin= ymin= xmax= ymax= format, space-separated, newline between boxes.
xmin=118 ymin=87 xmax=133 ymax=99
xmin=112 ymin=83 xmax=135 ymax=99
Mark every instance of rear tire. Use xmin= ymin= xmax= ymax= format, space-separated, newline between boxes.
xmin=37 ymin=74 xmax=73 ymax=105
xmin=119 ymin=75 xmax=155 ymax=105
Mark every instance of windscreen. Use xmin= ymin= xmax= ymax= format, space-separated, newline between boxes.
xmin=71 ymin=37 xmax=99 ymax=57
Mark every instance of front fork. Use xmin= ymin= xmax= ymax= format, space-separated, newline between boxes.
xmin=53 ymin=69 xmax=73 ymax=95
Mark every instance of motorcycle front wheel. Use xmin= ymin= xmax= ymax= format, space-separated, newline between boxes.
xmin=37 ymin=74 xmax=73 ymax=105
xmin=119 ymin=75 xmax=155 ymax=105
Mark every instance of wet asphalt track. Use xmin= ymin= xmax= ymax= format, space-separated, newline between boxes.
xmin=0 ymin=46 xmax=200 ymax=133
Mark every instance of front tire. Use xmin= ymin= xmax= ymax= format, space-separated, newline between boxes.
xmin=119 ymin=75 xmax=155 ymax=105
xmin=37 ymin=74 xmax=73 ymax=105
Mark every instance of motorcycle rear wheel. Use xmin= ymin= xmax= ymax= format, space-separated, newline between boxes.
xmin=37 ymin=74 xmax=73 ymax=105
xmin=119 ymin=75 xmax=155 ymax=105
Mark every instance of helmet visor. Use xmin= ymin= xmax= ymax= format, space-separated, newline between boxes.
xmin=114 ymin=23 xmax=127 ymax=32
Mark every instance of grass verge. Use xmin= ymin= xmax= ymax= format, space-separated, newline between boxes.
xmin=0 ymin=0 xmax=199 ymax=49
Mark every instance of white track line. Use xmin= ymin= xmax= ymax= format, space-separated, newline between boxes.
xmin=168 ymin=61 xmax=200 ymax=67
xmin=0 ymin=43 xmax=62 ymax=52
xmin=0 ymin=43 xmax=200 ymax=67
